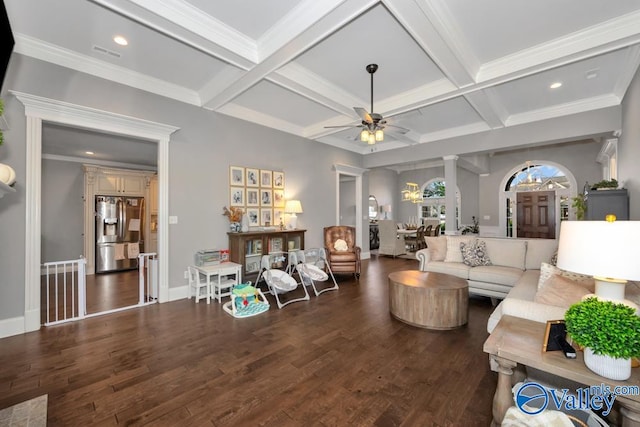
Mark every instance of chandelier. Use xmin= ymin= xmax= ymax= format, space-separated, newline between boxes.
xmin=401 ymin=182 xmax=423 ymax=203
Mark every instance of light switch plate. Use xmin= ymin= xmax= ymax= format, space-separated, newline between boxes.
xmin=169 ymin=216 xmax=178 ymax=224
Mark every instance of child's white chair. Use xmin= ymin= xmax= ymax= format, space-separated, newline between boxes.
xmin=187 ymin=265 xmax=209 ymax=303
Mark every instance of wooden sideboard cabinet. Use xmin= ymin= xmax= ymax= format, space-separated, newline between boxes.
xmin=228 ymin=229 xmax=306 ymax=278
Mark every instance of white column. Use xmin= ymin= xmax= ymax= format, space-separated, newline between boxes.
xmin=25 ymin=115 xmax=42 ymax=332
xmin=443 ymin=155 xmax=458 ymax=235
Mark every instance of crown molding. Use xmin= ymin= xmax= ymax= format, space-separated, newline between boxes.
xmin=14 ymin=34 xmax=201 ymax=106
xmin=43 ymin=154 xmax=157 ymax=171
xmin=418 ymin=122 xmax=491 ymax=144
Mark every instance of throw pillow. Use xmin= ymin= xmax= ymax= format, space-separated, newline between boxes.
xmin=537 ymin=262 xmax=595 ymax=293
xmin=534 ymin=274 xmax=592 ymax=308
xmin=333 ymin=239 xmax=348 ymax=252
xmin=424 ymin=236 xmax=447 ymax=261
xmin=444 ymin=235 xmax=476 ymax=263
xmin=460 ymin=240 xmax=492 ymax=267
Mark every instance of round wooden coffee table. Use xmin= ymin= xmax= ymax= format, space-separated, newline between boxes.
xmin=388 ymin=270 xmax=468 ymax=330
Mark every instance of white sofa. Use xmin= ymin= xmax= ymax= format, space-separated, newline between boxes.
xmin=415 ymin=235 xmax=565 ymax=332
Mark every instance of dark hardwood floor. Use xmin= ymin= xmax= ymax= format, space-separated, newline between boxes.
xmin=5 ymin=256 xmax=497 ymax=426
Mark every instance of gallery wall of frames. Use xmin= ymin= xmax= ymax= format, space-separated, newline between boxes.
xmin=229 ymin=166 xmax=285 ymax=227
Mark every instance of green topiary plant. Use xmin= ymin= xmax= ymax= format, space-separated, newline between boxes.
xmin=571 ymin=193 xmax=586 ymax=220
xmin=565 ymin=297 xmax=640 ymax=359
xmin=591 ymin=179 xmax=618 ymax=190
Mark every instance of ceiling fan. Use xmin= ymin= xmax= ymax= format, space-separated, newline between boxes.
xmin=325 ymin=63 xmax=408 ymax=145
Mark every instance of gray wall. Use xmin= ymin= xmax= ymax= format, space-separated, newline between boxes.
xmin=620 ymin=65 xmax=640 ymax=219
xmin=0 ymin=54 xmax=362 ymax=320
xmin=339 ymin=178 xmax=356 ymax=226
xmin=368 ymin=168 xmax=397 ymax=220
xmin=478 ymin=140 xmax=604 ymax=227
xmin=41 ymin=159 xmax=84 ymax=262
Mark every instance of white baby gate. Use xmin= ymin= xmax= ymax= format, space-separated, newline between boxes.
xmin=43 ymin=253 xmax=159 ymax=326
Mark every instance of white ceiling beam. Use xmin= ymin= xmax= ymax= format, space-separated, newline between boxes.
xmin=202 ymin=0 xmax=379 ymax=111
xmin=463 ymin=90 xmax=507 ymax=129
xmin=478 ymin=10 xmax=640 ymax=82
xmin=383 ymin=0 xmax=476 ymax=88
xmin=92 ymin=0 xmax=256 ymax=70
xmin=613 ymin=45 xmax=640 ymax=99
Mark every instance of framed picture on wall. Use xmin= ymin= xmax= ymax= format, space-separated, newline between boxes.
xmin=246 ymin=188 xmax=259 ymax=207
xmin=273 ymin=171 xmax=284 ymax=189
xmin=273 ymin=209 xmax=284 ymax=227
xmin=246 ymin=208 xmax=259 ymax=226
xmin=260 ymin=189 xmax=272 ymax=207
xmin=229 ymin=166 xmax=245 ymax=186
xmin=260 ymin=170 xmax=272 ymax=187
xmin=273 ymin=189 xmax=284 ymax=207
xmin=230 ymin=186 xmax=245 ymax=207
xmin=260 ymin=208 xmax=273 ymax=226
xmin=246 ymin=168 xmax=259 ymax=187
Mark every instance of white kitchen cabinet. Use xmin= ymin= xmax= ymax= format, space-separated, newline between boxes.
xmin=96 ymin=173 xmax=146 ymax=196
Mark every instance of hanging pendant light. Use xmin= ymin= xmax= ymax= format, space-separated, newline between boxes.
xmin=401 ymin=182 xmax=423 ymax=203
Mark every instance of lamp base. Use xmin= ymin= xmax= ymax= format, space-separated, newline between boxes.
xmin=593 ymin=277 xmax=638 ymax=311
xmin=287 ymin=214 xmax=298 ymax=230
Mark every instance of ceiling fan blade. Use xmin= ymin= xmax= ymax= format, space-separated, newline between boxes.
xmin=324 ymin=124 xmax=363 ymax=129
xmin=354 ymin=107 xmax=372 ymax=123
xmin=386 ymin=124 xmax=410 ymax=133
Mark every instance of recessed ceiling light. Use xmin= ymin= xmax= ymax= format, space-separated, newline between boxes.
xmin=550 ymin=82 xmax=562 ymax=89
xmin=113 ymin=35 xmax=128 ymax=46
xmin=85 ymin=151 xmax=95 ymax=155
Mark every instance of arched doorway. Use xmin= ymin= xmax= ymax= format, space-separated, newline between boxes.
xmin=417 ymin=178 xmax=461 ymax=233
xmin=499 ymin=161 xmax=577 ymax=239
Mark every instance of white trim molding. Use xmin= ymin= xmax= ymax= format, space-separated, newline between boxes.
xmin=333 ymin=164 xmax=368 ymax=251
xmin=12 ymin=91 xmax=179 ymax=335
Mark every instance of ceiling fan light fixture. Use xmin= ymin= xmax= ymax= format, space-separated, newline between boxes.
xmin=375 ymin=129 xmax=384 ymax=142
xmin=360 ymin=129 xmax=369 ymax=142
xmin=367 ymin=133 xmax=376 ymax=145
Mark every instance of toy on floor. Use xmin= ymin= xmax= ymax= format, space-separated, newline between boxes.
xmin=222 ymin=282 xmax=269 ymax=318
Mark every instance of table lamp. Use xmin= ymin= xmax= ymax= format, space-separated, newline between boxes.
xmin=556 ymin=219 xmax=640 ymax=308
xmin=284 ymin=200 xmax=303 ymax=229
xmin=382 ymin=204 xmax=392 ymax=219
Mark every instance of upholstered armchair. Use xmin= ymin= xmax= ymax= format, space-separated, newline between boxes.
xmin=323 ymin=226 xmax=361 ymax=279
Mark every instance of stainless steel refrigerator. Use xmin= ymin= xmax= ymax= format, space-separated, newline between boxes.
xmin=95 ymin=195 xmax=145 ymax=273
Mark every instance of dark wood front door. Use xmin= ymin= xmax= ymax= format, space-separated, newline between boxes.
xmin=517 ymin=191 xmax=555 ymax=239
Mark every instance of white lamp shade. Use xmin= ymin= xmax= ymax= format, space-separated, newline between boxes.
xmin=284 ymin=200 xmax=303 ymax=214
xmin=383 ymin=204 xmax=392 ymax=213
xmin=557 ymin=221 xmax=640 ymax=281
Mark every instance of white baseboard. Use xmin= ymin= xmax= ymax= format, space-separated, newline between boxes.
xmin=168 ymin=284 xmax=188 ymax=301
xmin=361 ymin=251 xmax=371 ymax=260
xmin=479 ymin=225 xmax=502 ymax=237
xmin=0 ymin=316 xmax=28 ymax=339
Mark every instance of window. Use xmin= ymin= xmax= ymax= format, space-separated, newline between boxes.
xmin=419 ymin=179 xmax=460 ymax=229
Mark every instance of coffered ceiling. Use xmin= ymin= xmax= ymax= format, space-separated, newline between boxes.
xmin=5 ymin=0 xmax=640 ymax=162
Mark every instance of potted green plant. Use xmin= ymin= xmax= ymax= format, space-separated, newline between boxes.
xmin=591 ymin=179 xmax=618 ymax=190
xmin=571 ymin=193 xmax=586 ymax=220
xmin=565 ymin=297 xmax=640 ymax=380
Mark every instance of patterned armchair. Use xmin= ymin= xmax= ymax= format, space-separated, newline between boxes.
xmin=323 ymin=226 xmax=361 ymax=279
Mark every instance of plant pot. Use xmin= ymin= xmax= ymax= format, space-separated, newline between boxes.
xmin=584 ymin=347 xmax=631 ymax=380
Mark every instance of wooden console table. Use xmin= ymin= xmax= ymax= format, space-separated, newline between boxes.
xmin=484 ymin=315 xmax=640 ymax=426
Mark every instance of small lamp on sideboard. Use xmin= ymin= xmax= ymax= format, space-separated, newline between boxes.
xmin=382 ymin=204 xmax=392 ymax=220
xmin=285 ymin=200 xmax=303 ymax=230
xmin=556 ymin=218 xmax=640 ymax=309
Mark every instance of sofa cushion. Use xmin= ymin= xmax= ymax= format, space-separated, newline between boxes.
xmin=444 ymin=235 xmax=476 ymax=263
xmin=507 ymin=270 xmax=540 ymax=300
xmin=425 ymin=236 xmax=447 ymax=261
xmin=425 ymin=261 xmax=471 ymax=280
xmin=525 ymin=239 xmax=558 ymax=270
xmin=534 ymin=274 xmax=592 ymax=308
xmin=482 ymin=238 xmax=527 ymax=270
xmin=461 ymin=240 xmax=492 ymax=267
xmin=468 ymin=265 xmax=523 ymax=286
xmin=537 ymin=262 xmax=595 ymax=293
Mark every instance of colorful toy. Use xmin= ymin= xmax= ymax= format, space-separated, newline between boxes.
xmin=223 ymin=282 xmax=269 ymax=318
